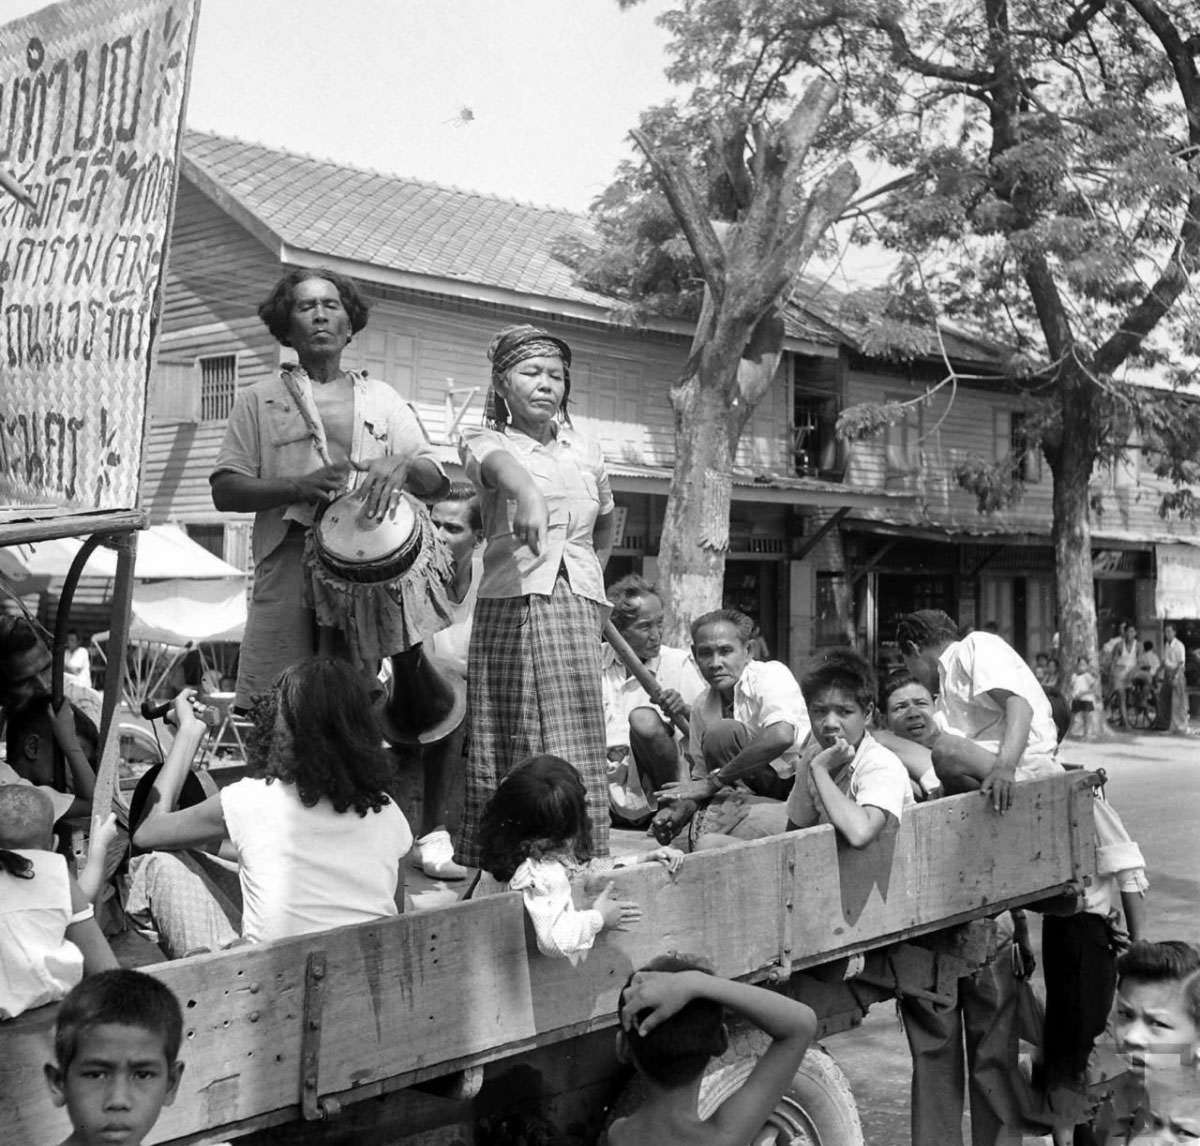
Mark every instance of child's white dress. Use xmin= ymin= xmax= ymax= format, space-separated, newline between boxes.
xmin=0 ymin=850 xmax=89 ymax=1019
xmin=475 ymin=856 xmax=605 ymax=963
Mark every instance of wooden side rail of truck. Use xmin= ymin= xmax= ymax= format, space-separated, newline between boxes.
xmin=0 ymin=772 xmax=1098 ymax=1146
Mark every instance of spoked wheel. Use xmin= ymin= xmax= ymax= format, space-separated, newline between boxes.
xmin=1126 ymin=693 xmax=1156 ymax=730
xmin=698 ymin=1030 xmax=864 ymax=1146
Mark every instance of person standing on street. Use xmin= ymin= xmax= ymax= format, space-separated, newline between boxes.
xmin=1160 ymin=623 xmax=1191 ymax=735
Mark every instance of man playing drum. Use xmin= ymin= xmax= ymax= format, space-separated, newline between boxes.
xmin=211 ymin=268 xmax=449 ymax=710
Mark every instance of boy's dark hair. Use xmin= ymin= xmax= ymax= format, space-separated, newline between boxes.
xmin=801 ymin=648 xmax=876 ymax=711
xmin=690 ymin=608 xmax=755 ymax=646
xmin=5 ymin=695 xmax=100 ymax=768
xmin=621 ymin=955 xmax=728 ymax=1086
xmin=879 ymin=670 xmax=930 ymax=712
xmin=434 ymin=482 xmax=483 ymax=532
xmin=895 ymin=610 xmax=961 ymax=652
xmin=607 ymin=574 xmax=659 ymax=634
xmin=257 ymin=266 xmax=370 ymax=346
xmin=258 ymin=658 xmax=397 ymax=817
xmin=1143 ymin=640 xmax=1156 ymax=652
xmin=54 ymin=969 xmax=183 ymax=1069
xmin=479 ymin=755 xmax=593 ymax=883
xmin=1118 ymin=941 xmax=1200 ymax=1027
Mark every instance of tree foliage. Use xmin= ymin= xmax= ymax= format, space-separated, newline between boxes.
xmin=589 ymin=0 xmax=1200 ymax=669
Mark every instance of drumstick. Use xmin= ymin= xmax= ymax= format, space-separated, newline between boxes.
xmin=603 ymin=619 xmax=690 ymax=739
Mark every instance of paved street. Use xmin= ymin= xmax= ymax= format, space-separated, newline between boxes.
xmin=833 ymin=730 xmax=1200 ymax=1145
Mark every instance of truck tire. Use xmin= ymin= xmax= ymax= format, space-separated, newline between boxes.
xmin=698 ymin=1029 xmax=864 ymax=1146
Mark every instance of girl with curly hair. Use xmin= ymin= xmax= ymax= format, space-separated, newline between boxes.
xmin=471 ymin=755 xmax=681 ymax=963
xmin=132 ymin=658 xmax=411 ymax=953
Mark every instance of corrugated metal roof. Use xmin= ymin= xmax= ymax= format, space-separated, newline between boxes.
xmin=182 ymin=131 xmax=1006 ymax=365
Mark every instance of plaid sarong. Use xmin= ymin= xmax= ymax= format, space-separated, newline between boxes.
xmin=456 ymin=575 xmax=608 ymax=866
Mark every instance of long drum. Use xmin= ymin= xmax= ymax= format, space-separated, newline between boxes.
xmin=304 ymin=490 xmax=454 ymax=667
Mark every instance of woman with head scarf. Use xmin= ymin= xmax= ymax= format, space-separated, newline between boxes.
xmin=456 ymin=325 xmax=615 ymax=865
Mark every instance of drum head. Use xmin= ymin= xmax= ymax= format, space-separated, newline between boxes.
xmin=317 ymin=492 xmax=417 ymax=564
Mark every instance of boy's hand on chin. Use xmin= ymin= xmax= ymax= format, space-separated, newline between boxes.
xmin=811 ymin=737 xmax=854 ymax=772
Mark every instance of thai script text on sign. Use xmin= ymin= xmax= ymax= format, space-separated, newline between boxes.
xmin=0 ymin=0 xmax=199 ymax=510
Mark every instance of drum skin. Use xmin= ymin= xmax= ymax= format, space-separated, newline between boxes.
xmin=314 ymin=492 xmax=422 ymax=584
xmin=303 ymin=491 xmax=455 ymax=666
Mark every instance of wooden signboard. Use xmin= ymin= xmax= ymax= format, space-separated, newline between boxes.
xmin=0 ymin=775 xmax=1096 ymax=1145
xmin=0 ymin=0 xmax=200 ymax=514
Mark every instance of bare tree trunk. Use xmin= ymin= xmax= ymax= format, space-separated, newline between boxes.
xmin=657 ymin=311 xmax=781 ymax=646
xmin=1049 ymin=383 xmax=1100 ymax=691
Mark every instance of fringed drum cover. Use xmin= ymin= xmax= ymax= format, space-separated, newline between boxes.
xmin=304 ymin=505 xmax=455 ymax=667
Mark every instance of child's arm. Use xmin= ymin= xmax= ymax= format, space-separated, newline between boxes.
xmin=65 ymin=871 xmax=118 ymax=974
xmin=76 ymin=812 xmax=119 ymax=903
xmin=979 ymin=689 xmax=1033 ymax=813
xmin=808 ymin=740 xmax=886 ymax=849
xmin=622 ymin=970 xmax=816 ymax=1146
xmin=516 ymin=864 xmax=640 ymax=958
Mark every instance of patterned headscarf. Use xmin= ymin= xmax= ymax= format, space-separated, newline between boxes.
xmin=484 ymin=324 xmax=573 ymax=428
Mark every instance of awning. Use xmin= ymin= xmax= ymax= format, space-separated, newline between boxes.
xmin=0 ymin=523 xmax=242 ymax=582
xmin=95 ymin=578 xmax=247 ymax=645
xmin=1156 ymin=544 xmax=1200 ymax=618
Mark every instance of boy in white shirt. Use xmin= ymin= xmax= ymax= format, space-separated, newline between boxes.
xmin=785 ymin=649 xmax=912 ymax=845
xmin=896 ymin=610 xmax=1061 ymax=813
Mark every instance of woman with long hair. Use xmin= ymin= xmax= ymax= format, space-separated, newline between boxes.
xmin=132 ymin=658 xmax=411 ymax=952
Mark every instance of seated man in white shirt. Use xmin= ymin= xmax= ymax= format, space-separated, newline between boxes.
xmin=654 ymin=608 xmax=809 ymax=843
xmin=602 ymin=575 xmax=705 ymax=827
xmin=896 ymin=609 xmax=1061 ymax=813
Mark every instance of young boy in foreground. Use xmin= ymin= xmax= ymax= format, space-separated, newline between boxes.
xmin=45 ymin=969 xmax=185 ymax=1146
xmin=1092 ymin=941 xmax=1200 ymax=1144
xmin=608 ymin=955 xmax=816 ymax=1146
xmin=786 ymin=650 xmax=911 ymax=847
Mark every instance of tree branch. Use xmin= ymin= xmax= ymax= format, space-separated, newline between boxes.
xmin=1055 ymin=0 xmax=1108 ymax=46
xmin=1094 ymin=0 xmax=1200 ymax=374
xmin=872 ymin=14 xmax=992 ymax=86
xmin=630 ymin=127 xmax=727 ymax=298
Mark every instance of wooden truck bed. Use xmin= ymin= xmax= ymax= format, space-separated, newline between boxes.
xmin=0 ymin=772 xmax=1097 ymax=1145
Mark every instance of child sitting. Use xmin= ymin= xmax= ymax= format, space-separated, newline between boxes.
xmin=786 ymin=650 xmax=912 ymax=847
xmin=0 ymin=785 xmax=117 ymax=1020
xmin=45 ymin=968 xmax=185 ymax=1146
xmin=473 ymin=755 xmax=682 ymax=963
xmin=607 ymin=955 xmax=816 ymax=1146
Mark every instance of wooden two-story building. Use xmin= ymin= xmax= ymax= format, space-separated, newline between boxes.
xmin=146 ymin=131 xmax=1200 ymax=667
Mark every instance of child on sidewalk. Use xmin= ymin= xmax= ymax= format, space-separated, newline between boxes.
xmin=0 ymin=785 xmax=116 ymax=1021
xmin=785 ymin=649 xmax=912 ymax=847
xmin=607 ymin=955 xmax=817 ymax=1146
xmin=1068 ymin=656 xmax=1103 ymax=738
xmin=45 ymin=969 xmax=185 ymax=1146
xmin=473 ymin=754 xmax=682 ymax=963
